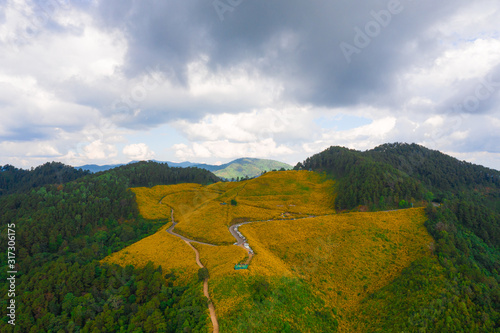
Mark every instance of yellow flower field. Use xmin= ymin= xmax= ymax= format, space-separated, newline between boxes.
xmin=103 ymin=171 xmax=435 ymax=332
xmin=101 ymin=223 xmax=199 ymax=284
xmin=174 ymin=201 xmax=235 ymax=244
xmin=239 ymin=208 xmax=433 ymax=331
xmin=130 ymin=171 xmax=336 ymax=245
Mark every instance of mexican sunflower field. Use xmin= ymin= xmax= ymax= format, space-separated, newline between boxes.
xmin=103 ymin=171 xmax=435 ymax=332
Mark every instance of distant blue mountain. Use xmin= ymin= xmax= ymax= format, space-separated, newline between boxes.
xmin=76 ymin=164 xmax=124 ymax=173
xmin=76 ymin=158 xmax=292 ymax=178
xmin=76 ymin=161 xmax=198 ymax=173
xmin=158 ymin=161 xmax=198 ymax=168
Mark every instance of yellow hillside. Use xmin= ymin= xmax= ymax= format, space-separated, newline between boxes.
xmin=103 ymin=171 xmax=435 ymax=332
xmin=131 ymin=171 xmax=336 ymax=245
xmin=101 ymin=223 xmax=199 ymax=284
xmin=194 ymin=208 xmax=432 ymax=332
xmin=105 ymin=170 xmax=335 ymax=280
xmin=132 ymin=183 xmax=221 ymax=220
xmin=239 ymin=208 xmax=433 ymax=331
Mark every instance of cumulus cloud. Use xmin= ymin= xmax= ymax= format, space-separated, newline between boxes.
xmin=302 ymin=116 xmax=397 ymax=153
xmin=83 ymin=140 xmax=118 ymax=160
xmin=123 ymin=143 xmax=155 ymax=161
xmin=172 ymin=107 xmax=315 ymax=144
xmin=173 ymin=138 xmax=293 ymax=161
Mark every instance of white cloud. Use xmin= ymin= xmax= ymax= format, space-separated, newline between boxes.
xmin=172 ymin=107 xmax=316 ymax=144
xmin=25 ymin=143 xmax=62 ymax=157
xmin=0 ymin=140 xmax=62 ymax=159
xmin=108 ymin=58 xmax=286 ymax=129
xmin=83 ymin=140 xmax=118 ymax=160
xmin=424 ymin=116 xmax=444 ymax=127
xmin=302 ymin=116 xmax=397 ymax=153
xmin=123 ymin=143 xmax=155 ymax=161
xmin=173 ymin=138 xmax=293 ymax=161
xmin=445 ymin=151 xmax=500 ymax=170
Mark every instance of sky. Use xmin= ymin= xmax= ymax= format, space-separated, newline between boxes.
xmin=1 ymin=0 xmax=500 ymax=170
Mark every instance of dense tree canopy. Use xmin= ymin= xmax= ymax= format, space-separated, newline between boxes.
xmin=0 ymin=161 xmax=217 ymax=331
xmin=0 ymin=162 xmax=89 ymax=197
xmin=295 ymin=145 xmax=425 ymax=210
xmin=105 ymin=161 xmax=220 ymax=188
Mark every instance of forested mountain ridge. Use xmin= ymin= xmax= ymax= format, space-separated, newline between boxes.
xmin=296 ymin=143 xmax=500 ymax=209
xmin=296 ymin=143 xmax=500 ymax=331
xmin=102 ymin=160 xmax=221 ymax=187
xmin=295 ymin=145 xmax=425 ymax=211
xmin=367 ymin=142 xmax=500 ymax=193
xmin=0 ymin=162 xmax=90 ymax=197
xmin=0 ymin=161 xmax=219 ymax=332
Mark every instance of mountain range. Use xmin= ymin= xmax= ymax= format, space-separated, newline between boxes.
xmin=76 ymin=157 xmax=292 ymax=179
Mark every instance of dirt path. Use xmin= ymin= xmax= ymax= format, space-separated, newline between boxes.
xmin=184 ymin=240 xmax=219 ymax=333
xmin=166 ymin=213 xmax=216 ymax=247
xmin=165 ymin=208 xmax=219 ymax=333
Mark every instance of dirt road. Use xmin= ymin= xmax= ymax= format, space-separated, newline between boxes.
xmin=184 ymin=240 xmax=219 ymax=333
xmin=166 ymin=210 xmax=216 ymax=247
xmin=165 ymin=208 xmax=219 ymax=333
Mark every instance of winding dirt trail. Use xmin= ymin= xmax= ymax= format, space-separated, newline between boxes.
xmin=166 ymin=210 xmax=216 ymax=247
xmin=184 ymin=240 xmax=219 ymax=333
xmin=166 ymin=208 xmax=219 ymax=333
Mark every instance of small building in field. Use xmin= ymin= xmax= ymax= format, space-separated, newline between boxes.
xmin=234 ymin=264 xmax=248 ymax=270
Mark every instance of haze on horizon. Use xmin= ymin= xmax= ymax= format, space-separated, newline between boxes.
xmin=1 ymin=0 xmax=500 ymax=170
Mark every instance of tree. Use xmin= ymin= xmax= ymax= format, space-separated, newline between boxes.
xmin=399 ymin=200 xmax=409 ymax=209
xmin=198 ymin=268 xmax=209 ymax=282
xmin=251 ymin=277 xmax=272 ymax=303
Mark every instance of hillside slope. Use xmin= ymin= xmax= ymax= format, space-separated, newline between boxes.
xmin=209 ymin=158 xmax=292 ymax=179
xmin=295 ymin=143 xmax=500 ymax=331
xmin=4 ymin=143 xmax=499 ymax=332
xmin=125 ymin=171 xmax=335 ymax=245
xmin=103 ymin=171 xmax=437 ymax=332
xmin=0 ymin=162 xmax=89 ymax=196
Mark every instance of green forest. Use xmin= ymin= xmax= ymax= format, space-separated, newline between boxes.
xmin=0 ymin=162 xmax=218 ymax=332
